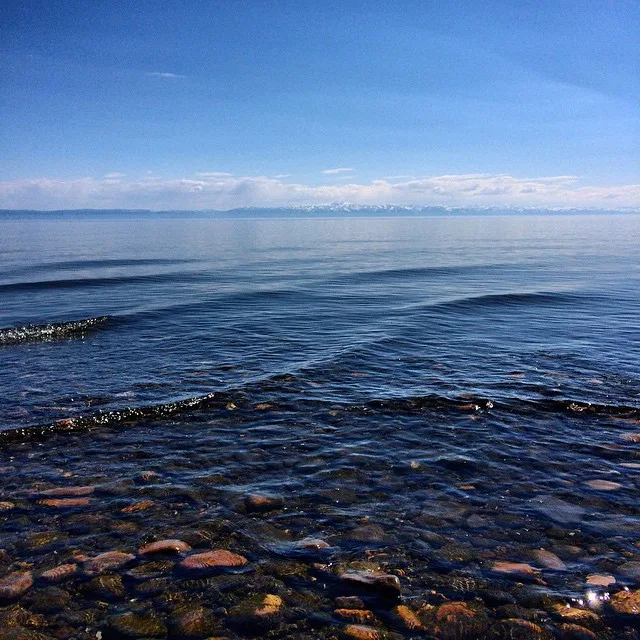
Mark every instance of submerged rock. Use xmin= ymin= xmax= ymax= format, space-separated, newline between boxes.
xmin=339 ymin=569 xmax=401 ymax=599
xmin=38 ymin=485 xmax=94 ymax=497
xmin=40 ymin=563 xmax=78 ymax=583
xmin=107 ymin=611 xmax=168 ymax=638
xmin=244 ymin=493 xmax=284 ymax=512
xmin=138 ymin=539 xmax=192 ymax=556
xmin=0 ymin=571 xmax=33 ymax=601
xmin=343 ymin=624 xmax=384 ymax=640
xmin=179 ymin=549 xmax=248 ymax=574
xmin=170 ymin=605 xmax=218 ymax=637
xmin=83 ymin=551 xmax=135 ymax=576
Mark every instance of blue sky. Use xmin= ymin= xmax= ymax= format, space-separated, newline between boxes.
xmin=1 ymin=0 xmax=638 ymax=209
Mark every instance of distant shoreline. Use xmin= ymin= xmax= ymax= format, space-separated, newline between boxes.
xmin=1 ymin=206 xmax=638 ymax=220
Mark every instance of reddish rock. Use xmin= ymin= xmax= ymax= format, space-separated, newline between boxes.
xmin=487 ymin=618 xmax=552 ymax=639
xmin=343 ymin=625 xmax=383 ymax=640
xmin=335 ymin=609 xmax=375 ymax=624
xmin=180 ymin=549 xmax=248 ymax=573
xmin=121 ymin=500 xmax=155 ymax=513
xmin=83 ymin=551 xmax=135 ymax=576
xmin=40 ymin=563 xmax=78 ymax=583
xmin=0 ymin=571 xmax=33 ymax=600
xmin=558 ymin=623 xmax=598 ymax=640
xmin=244 ymin=494 xmax=284 ymax=512
xmin=392 ymin=605 xmax=424 ymax=631
xmin=139 ymin=539 xmax=192 ymax=555
xmin=38 ymin=485 xmax=94 ymax=497
xmin=38 ymin=497 xmax=90 ymax=508
xmin=608 ymin=588 xmax=640 ymax=615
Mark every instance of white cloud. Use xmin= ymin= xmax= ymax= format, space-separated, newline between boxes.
xmin=0 ymin=173 xmax=639 ymax=210
xmin=322 ymin=167 xmax=355 ymax=175
xmin=103 ymin=172 xmax=126 ymax=179
xmin=145 ymin=71 xmax=186 ymax=79
xmin=196 ymin=172 xmax=233 ymax=178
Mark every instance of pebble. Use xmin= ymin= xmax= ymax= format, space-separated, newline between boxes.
xmin=244 ymin=494 xmax=284 ymax=512
xmin=83 ymin=551 xmax=136 ymax=576
xmin=584 ymin=479 xmax=622 ymax=491
xmin=608 ymin=588 xmax=640 ymax=615
xmin=491 ymin=561 xmax=539 ymax=579
xmin=335 ymin=609 xmax=375 ymax=624
xmin=139 ymin=539 xmax=192 ymax=555
xmin=179 ymin=549 xmax=248 ymax=573
xmin=558 ymin=623 xmax=599 ymax=640
xmin=336 ymin=596 xmax=366 ymax=609
xmin=0 ymin=501 xmax=15 ymax=511
xmin=40 ymin=563 xmax=78 ymax=583
xmin=392 ymin=604 xmax=424 ymax=631
xmin=434 ymin=601 xmax=489 ymax=638
xmin=38 ymin=485 xmax=94 ymax=497
xmin=343 ymin=624 xmax=383 ymax=640
xmin=37 ymin=497 xmax=90 ymax=508
xmin=0 ymin=571 xmax=33 ymax=600
xmin=586 ymin=574 xmax=615 ymax=587
xmin=339 ymin=569 xmax=401 ymax=598
xmin=532 ymin=549 xmax=566 ymax=570
xmin=121 ymin=499 xmax=155 ymax=513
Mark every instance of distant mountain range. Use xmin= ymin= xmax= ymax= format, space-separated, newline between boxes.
xmin=0 ymin=203 xmax=638 ymax=219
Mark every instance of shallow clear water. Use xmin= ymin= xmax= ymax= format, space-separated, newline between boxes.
xmin=1 ymin=213 xmax=640 ymax=638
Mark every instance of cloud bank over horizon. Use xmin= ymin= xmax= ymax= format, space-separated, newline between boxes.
xmin=1 ymin=172 xmax=639 ymax=211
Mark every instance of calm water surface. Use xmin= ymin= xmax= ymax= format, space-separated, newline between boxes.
xmin=0 ymin=214 xmax=639 ymax=639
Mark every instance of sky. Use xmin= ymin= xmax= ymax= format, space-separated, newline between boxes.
xmin=0 ymin=0 xmax=638 ymax=210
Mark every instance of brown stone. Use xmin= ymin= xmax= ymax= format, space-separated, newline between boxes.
xmin=180 ymin=549 xmax=248 ymax=573
xmin=393 ymin=605 xmax=424 ymax=631
xmin=608 ymin=588 xmax=640 ymax=615
xmin=435 ymin=601 xmax=489 ymax=639
xmin=0 ymin=571 xmax=33 ymax=600
xmin=83 ymin=551 xmax=135 ymax=576
xmin=586 ymin=574 xmax=615 ymax=587
xmin=38 ymin=497 xmax=90 ymax=508
xmin=40 ymin=563 xmax=78 ymax=583
xmin=339 ymin=569 xmax=401 ymax=598
xmin=139 ymin=539 xmax=192 ymax=555
xmin=491 ymin=561 xmax=540 ymax=580
xmin=121 ymin=500 xmax=155 ymax=513
xmin=0 ymin=501 xmax=15 ymax=511
xmin=335 ymin=609 xmax=375 ymax=624
xmin=170 ymin=606 xmax=218 ymax=637
xmin=244 ymin=494 xmax=284 ymax=512
xmin=38 ymin=485 xmax=94 ymax=497
xmin=532 ymin=549 xmax=566 ymax=570
xmin=343 ymin=625 xmax=383 ymax=640
xmin=558 ymin=623 xmax=598 ymax=640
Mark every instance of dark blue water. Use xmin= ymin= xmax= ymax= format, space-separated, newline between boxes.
xmin=1 ymin=213 xmax=640 ymax=639
xmin=1 ymin=214 xmax=639 ymax=428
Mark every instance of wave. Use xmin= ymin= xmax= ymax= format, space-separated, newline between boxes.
xmin=0 ymin=392 xmax=234 ymax=443
xmin=0 ymin=316 xmax=111 ymax=345
xmin=328 ymin=264 xmax=499 ymax=284
xmin=1 ymin=257 xmax=201 ymax=278
xmin=0 ymin=271 xmax=212 ymax=293
xmin=400 ymin=290 xmax=591 ymax=314
xmin=1 ymin=380 xmax=638 ymax=444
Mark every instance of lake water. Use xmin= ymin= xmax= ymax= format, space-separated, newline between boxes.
xmin=1 ymin=213 xmax=639 ymax=639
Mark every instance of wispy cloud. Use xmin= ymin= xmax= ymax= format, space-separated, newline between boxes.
xmin=1 ymin=173 xmax=639 ymax=210
xmin=145 ymin=71 xmax=186 ymax=79
xmin=103 ymin=172 xmax=126 ymax=179
xmin=322 ymin=167 xmax=355 ymax=175
xmin=196 ymin=172 xmax=233 ymax=178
